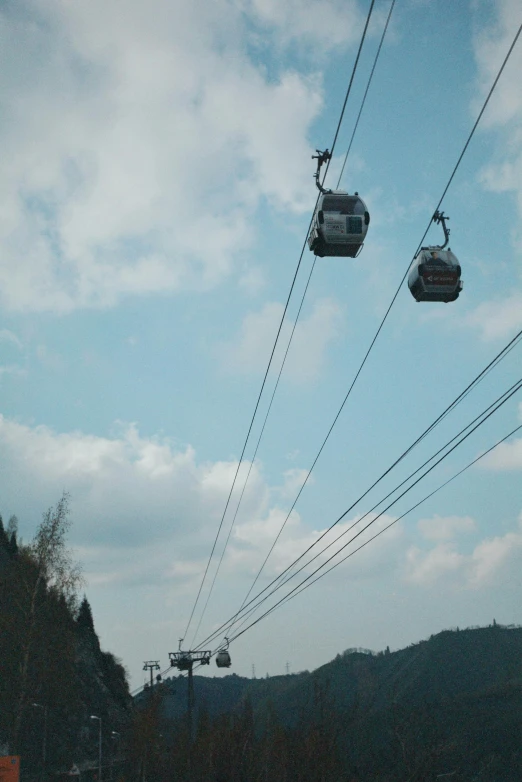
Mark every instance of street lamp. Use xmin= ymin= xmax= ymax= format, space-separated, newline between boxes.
xmin=90 ymin=715 xmax=102 ymax=782
xmin=32 ymin=703 xmax=47 ymax=782
xmin=110 ymin=732 xmax=120 ymax=782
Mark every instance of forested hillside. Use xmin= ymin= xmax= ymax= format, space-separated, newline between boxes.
xmin=139 ymin=625 xmax=522 ymax=781
xmin=0 ymin=497 xmax=131 ymax=776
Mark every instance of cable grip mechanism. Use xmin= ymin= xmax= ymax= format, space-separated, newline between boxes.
xmin=432 ymin=210 xmax=451 ymax=249
xmin=312 ymin=149 xmax=333 ymax=194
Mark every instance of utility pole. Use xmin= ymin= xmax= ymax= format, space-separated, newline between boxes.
xmin=143 ymin=660 xmax=161 ymax=691
xmin=169 ymin=642 xmax=211 ymax=740
xmin=110 ymin=731 xmax=120 ymax=782
xmin=285 ymin=661 xmax=290 ymax=675
xmin=252 ymin=664 xmax=256 ymax=679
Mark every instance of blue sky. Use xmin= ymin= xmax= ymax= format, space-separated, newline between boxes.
xmin=1 ymin=0 xmax=522 ymax=688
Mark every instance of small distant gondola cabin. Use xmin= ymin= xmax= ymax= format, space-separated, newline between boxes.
xmin=216 ymin=650 xmax=232 ymax=668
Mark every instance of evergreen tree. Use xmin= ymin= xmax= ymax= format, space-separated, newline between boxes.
xmin=76 ymin=595 xmax=95 ymax=633
xmin=6 ymin=515 xmax=19 ymax=556
xmin=7 ymin=531 xmax=19 ymax=557
xmin=0 ymin=514 xmax=9 ymax=550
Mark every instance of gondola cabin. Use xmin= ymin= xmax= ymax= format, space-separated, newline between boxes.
xmin=408 ymin=248 xmax=463 ymax=303
xmin=216 ymin=650 xmax=232 ymax=668
xmin=308 ymin=191 xmax=369 ymax=258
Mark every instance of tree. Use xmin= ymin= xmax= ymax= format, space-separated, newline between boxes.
xmin=0 ymin=515 xmax=9 ymax=550
xmin=11 ymin=494 xmax=83 ymax=750
xmin=6 ymin=515 xmax=19 ymax=556
xmin=77 ymin=596 xmax=95 ymax=634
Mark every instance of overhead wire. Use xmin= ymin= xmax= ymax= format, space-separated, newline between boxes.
xmin=228 ymin=384 xmax=522 ymax=644
xmin=281 ymin=421 xmax=522 ymax=612
xmin=136 ymin=13 xmax=522 ymax=693
xmin=193 ymin=0 xmax=398 ymax=648
xmin=170 ymin=398 xmax=522 ymax=672
xmin=223 ymin=374 xmax=522 ymax=641
xmin=208 ymin=336 xmax=521 ymax=644
xmin=222 ymin=330 xmax=522 ymax=640
xmin=194 ymin=335 xmax=522 ymax=650
xmin=189 ymin=255 xmax=318 ymax=646
xmin=186 ymin=0 xmax=378 ymax=645
xmin=193 ymin=17 xmax=522 ymax=646
xmin=337 ymin=0 xmax=396 ymax=188
xmin=190 ymin=0 xmax=395 ymax=647
xmin=181 ymin=222 xmax=312 ymax=642
xmin=159 ymin=337 xmax=522 ymax=682
xmin=170 ymin=388 xmax=521 ymax=684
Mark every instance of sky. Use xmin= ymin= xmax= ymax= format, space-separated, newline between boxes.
xmin=1 ymin=0 xmax=522 ymax=690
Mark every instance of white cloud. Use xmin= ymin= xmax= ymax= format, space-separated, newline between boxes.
xmin=219 ymin=297 xmax=343 ymax=382
xmin=405 ymin=512 xmax=522 ymax=589
xmin=478 ymin=437 xmax=522 ymax=470
xmin=0 ymin=414 xmax=267 ymax=559
xmin=417 ymin=514 xmax=476 ymax=541
xmin=0 ymin=0 xmax=326 ymax=313
xmin=405 ymin=543 xmax=466 ymax=586
xmin=232 ymin=509 xmax=404 ymax=582
xmin=468 ymin=515 xmax=522 ymax=586
xmin=473 ymin=0 xmax=522 ymax=253
xmin=464 ymin=292 xmax=522 ymax=341
xmin=242 ymin=0 xmax=364 ymax=50
xmin=0 ymin=413 xmax=405 ymax=593
xmin=280 ymin=468 xmax=313 ymax=499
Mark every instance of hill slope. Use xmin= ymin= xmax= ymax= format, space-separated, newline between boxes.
xmin=150 ymin=625 xmax=522 ymax=781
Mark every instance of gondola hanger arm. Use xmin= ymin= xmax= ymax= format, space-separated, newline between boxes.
xmin=433 ymin=210 xmax=451 ymax=249
xmin=312 ymin=149 xmax=333 ymax=194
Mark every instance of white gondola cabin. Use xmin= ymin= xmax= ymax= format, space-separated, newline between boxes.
xmin=308 ymin=191 xmax=370 ymax=258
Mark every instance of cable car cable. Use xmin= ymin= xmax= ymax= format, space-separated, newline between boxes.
xmin=234 ymin=418 xmax=522 ymax=640
xmin=188 ymin=255 xmax=318 ymax=647
xmin=195 ymin=356 xmax=522 ymax=650
xmin=195 ymin=328 xmax=522 ymax=650
xmin=190 ymin=2 xmax=397 ymax=649
xmin=202 ymin=328 xmax=522 ymax=647
xmin=191 ymin=3 xmax=395 ymax=636
xmin=194 ymin=331 xmax=522 ymax=651
xmin=222 ymin=375 xmax=522 ymax=640
xmin=227 ymin=389 xmax=522 ymax=645
xmin=235 ymin=418 xmax=522 ymax=637
xmin=192 ymin=25 xmax=522 ymax=648
xmin=186 ymin=0 xmax=377 ymax=645
xmin=337 ymin=0 xmax=396 ymax=188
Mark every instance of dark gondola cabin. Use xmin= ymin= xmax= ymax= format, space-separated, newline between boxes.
xmin=216 ymin=650 xmax=232 ymax=668
xmin=408 ymin=248 xmax=463 ymax=302
xmin=308 ymin=190 xmax=370 ymax=258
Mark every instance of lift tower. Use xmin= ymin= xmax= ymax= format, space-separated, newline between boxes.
xmin=142 ymin=660 xmax=161 ymax=691
xmin=169 ymin=643 xmax=211 ymax=735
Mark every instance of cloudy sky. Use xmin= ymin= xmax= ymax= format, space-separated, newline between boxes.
xmin=1 ymin=0 xmax=522 ymax=689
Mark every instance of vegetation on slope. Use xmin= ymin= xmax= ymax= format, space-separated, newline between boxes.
xmin=0 ymin=496 xmax=131 ymax=776
xmin=138 ymin=625 xmax=522 ymax=781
